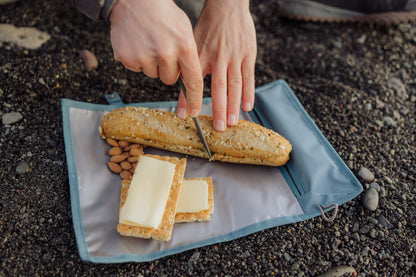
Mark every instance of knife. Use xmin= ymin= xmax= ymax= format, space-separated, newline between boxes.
xmin=178 ymin=76 xmax=213 ymax=160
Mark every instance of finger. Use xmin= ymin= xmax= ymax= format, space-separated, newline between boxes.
xmin=178 ymin=45 xmax=204 ymax=117
xmin=159 ymin=60 xmax=180 ymax=85
xmin=140 ymin=57 xmax=159 ymax=79
xmin=198 ymin=52 xmax=212 ymax=77
xmin=211 ymin=61 xmax=228 ymax=132
xmin=227 ymin=61 xmax=243 ymax=126
xmin=241 ymin=56 xmax=255 ymax=112
xmin=124 ymin=64 xmax=142 ymax=73
xmin=176 ymin=89 xmax=188 ymax=119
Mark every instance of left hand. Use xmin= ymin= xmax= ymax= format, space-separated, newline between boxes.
xmin=176 ymin=0 xmax=257 ymax=131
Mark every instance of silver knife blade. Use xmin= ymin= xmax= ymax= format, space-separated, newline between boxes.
xmin=178 ymin=76 xmax=213 ymax=160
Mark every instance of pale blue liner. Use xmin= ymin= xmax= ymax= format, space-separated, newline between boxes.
xmin=61 ymin=79 xmax=362 ymax=263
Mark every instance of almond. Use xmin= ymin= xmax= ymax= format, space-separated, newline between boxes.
xmin=120 ymin=161 xmax=132 ymax=170
xmin=109 ymin=147 xmax=122 ymax=156
xmin=123 ymin=145 xmax=132 ymax=152
xmin=118 ymin=140 xmax=130 ymax=148
xmin=127 ymin=156 xmax=138 ymax=163
xmin=130 ymin=148 xmax=144 ymax=157
xmin=111 ymin=154 xmax=128 ymax=163
xmin=107 ymin=162 xmax=122 ymax=174
xmin=106 ymin=138 xmax=119 ymax=147
xmin=120 ymin=170 xmax=132 ymax=180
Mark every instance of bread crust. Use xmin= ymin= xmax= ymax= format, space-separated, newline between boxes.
xmin=99 ymin=106 xmax=292 ymax=166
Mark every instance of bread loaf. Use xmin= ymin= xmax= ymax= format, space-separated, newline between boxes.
xmin=99 ymin=106 xmax=292 ymax=166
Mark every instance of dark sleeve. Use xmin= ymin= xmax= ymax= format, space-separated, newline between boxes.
xmin=64 ymin=0 xmax=117 ymax=21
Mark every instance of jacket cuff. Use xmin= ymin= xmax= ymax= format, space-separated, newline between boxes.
xmin=101 ymin=0 xmax=117 ymax=21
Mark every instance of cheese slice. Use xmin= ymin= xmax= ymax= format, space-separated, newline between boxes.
xmin=176 ymin=179 xmax=209 ymax=213
xmin=119 ymin=156 xmax=176 ymax=229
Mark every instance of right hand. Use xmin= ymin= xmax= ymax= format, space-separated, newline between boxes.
xmin=109 ymin=0 xmax=204 ymax=118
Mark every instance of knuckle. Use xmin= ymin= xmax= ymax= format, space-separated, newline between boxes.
xmin=228 ymin=78 xmax=242 ymax=89
xmin=212 ymin=79 xmax=227 ymax=89
xmin=160 ymin=74 xmax=178 ymax=85
xmin=228 ymin=102 xmax=240 ymax=112
xmin=187 ymin=79 xmax=203 ymax=92
xmin=213 ymin=105 xmax=227 ymax=115
xmin=158 ymin=49 xmax=176 ymax=64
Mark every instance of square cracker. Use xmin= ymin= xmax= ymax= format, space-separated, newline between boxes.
xmin=117 ymin=154 xmax=186 ymax=241
xmin=174 ymin=177 xmax=214 ymax=223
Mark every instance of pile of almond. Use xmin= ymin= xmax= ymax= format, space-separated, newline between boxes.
xmin=105 ymin=138 xmax=144 ymax=180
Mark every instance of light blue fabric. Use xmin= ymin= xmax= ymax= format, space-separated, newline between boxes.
xmin=252 ymin=80 xmax=362 ymax=213
xmin=61 ymin=79 xmax=362 ymax=263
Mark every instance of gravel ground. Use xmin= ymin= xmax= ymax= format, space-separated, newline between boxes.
xmin=1 ymin=0 xmax=416 ymax=276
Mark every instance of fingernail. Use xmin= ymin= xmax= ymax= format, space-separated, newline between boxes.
xmin=243 ymin=102 xmax=252 ymax=111
xmin=228 ymin=113 xmax=237 ymax=125
xmin=189 ymin=109 xmax=199 ymax=117
xmin=214 ymin=120 xmax=225 ymax=132
xmin=177 ymin=108 xmax=187 ymax=119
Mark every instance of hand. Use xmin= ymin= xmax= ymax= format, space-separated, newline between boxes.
xmin=188 ymin=0 xmax=257 ymax=131
xmin=109 ymin=0 xmax=204 ymax=117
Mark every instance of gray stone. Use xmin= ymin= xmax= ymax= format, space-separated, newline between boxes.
xmin=16 ymin=161 xmax=29 ymax=175
xmin=2 ymin=112 xmax=22 ymax=125
xmin=362 ymin=188 xmax=379 ymax=211
xmin=318 ymin=265 xmax=356 ymax=277
xmin=369 ymin=182 xmax=380 ymax=191
xmin=382 ymin=116 xmax=397 ymax=127
xmin=369 ymin=229 xmax=378 ymax=238
xmin=375 ymin=99 xmax=385 ymax=109
xmin=188 ymin=251 xmax=200 ymax=266
xmin=0 ymin=24 xmax=50 ymax=49
xmin=387 ymin=77 xmax=407 ymax=98
xmin=379 ymin=186 xmax=387 ymax=197
xmin=358 ymin=167 xmax=375 ymax=183
xmin=378 ymin=214 xmax=393 ymax=229
xmin=283 ymin=252 xmax=291 ymax=262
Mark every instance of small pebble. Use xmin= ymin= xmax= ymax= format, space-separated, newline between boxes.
xmin=318 ymin=265 xmax=356 ymax=277
xmin=387 ymin=77 xmax=407 ymax=98
xmin=16 ymin=161 xmax=30 ymax=175
xmin=358 ymin=167 xmax=375 ymax=183
xmin=369 ymin=182 xmax=380 ymax=191
xmin=362 ymin=188 xmax=379 ymax=211
xmin=382 ymin=116 xmax=397 ymax=127
xmin=188 ymin=251 xmax=200 ymax=266
xmin=79 ymin=49 xmax=98 ymax=71
xmin=378 ymin=214 xmax=393 ymax=229
xmin=379 ymin=186 xmax=387 ymax=197
xmin=369 ymin=229 xmax=378 ymax=238
xmin=352 ymin=232 xmax=360 ymax=242
xmin=2 ymin=112 xmax=23 ymax=125
xmin=283 ymin=252 xmax=291 ymax=262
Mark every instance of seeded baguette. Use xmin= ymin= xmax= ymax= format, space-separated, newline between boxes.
xmin=99 ymin=106 xmax=292 ymax=166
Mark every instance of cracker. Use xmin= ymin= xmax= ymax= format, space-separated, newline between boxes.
xmin=174 ymin=177 xmax=214 ymax=223
xmin=116 ymin=154 xmax=186 ymax=241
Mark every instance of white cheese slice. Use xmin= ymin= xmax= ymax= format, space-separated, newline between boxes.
xmin=119 ymin=156 xmax=176 ymax=229
xmin=176 ymin=179 xmax=209 ymax=213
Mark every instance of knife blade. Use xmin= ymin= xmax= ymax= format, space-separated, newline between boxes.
xmin=178 ymin=76 xmax=213 ymax=160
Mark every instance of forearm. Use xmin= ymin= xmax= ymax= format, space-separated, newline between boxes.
xmin=64 ymin=0 xmax=117 ymax=21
